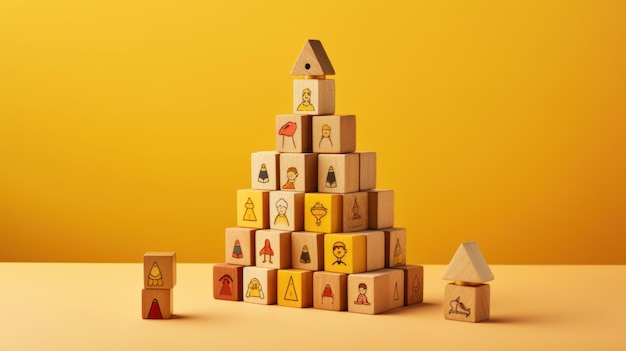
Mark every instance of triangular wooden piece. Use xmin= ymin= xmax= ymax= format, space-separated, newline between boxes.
xmin=290 ymin=40 xmax=335 ymax=76
xmin=442 ymin=241 xmax=494 ymax=283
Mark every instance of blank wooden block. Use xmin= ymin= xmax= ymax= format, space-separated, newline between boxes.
xmin=224 ymin=227 xmax=256 ymax=266
xmin=318 ymin=153 xmax=359 ymax=194
xmin=291 ymin=231 xmax=325 ymax=271
xmin=243 ymin=266 xmax=278 ymax=305
xmin=313 ymin=271 xmax=347 ymax=311
xmin=279 ymin=153 xmax=318 ymax=193
xmin=368 ymin=190 xmax=394 ymax=229
xmin=290 ymin=39 xmax=335 ymax=76
xmin=304 ymin=193 xmax=343 ymax=233
xmin=379 ymin=268 xmax=405 ymax=310
xmin=395 ymin=265 xmax=424 ymax=306
xmin=312 ymin=115 xmax=356 ymax=154
xmin=347 ymin=271 xmax=390 ymax=315
xmin=293 ymin=79 xmax=335 ymax=115
xmin=324 ymin=233 xmax=367 ymax=274
xmin=342 ymin=191 xmax=369 ymax=232
xmin=255 ymin=229 xmax=292 ymax=269
xmin=143 ymin=252 xmax=176 ymax=289
xmin=251 ymin=151 xmax=280 ymax=190
xmin=277 ymin=269 xmax=313 ymax=308
xmin=142 ymin=288 xmax=173 ymax=319
xmin=213 ymin=264 xmax=244 ymax=301
xmin=276 ymin=115 xmax=313 ymax=153
xmin=358 ymin=152 xmax=376 ymax=190
xmin=442 ymin=241 xmax=494 ymax=284
xmin=236 ymin=189 xmax=270 ymax=229
xmin=444 ymin=283 xmax=490 ymax=322
xmin=384 ymin=228 xmax=406 ymax=267
xmin=269 ymin=190 xmax=305 ymax=231
xmin=362 ymin=230 xmax=385 ymax=272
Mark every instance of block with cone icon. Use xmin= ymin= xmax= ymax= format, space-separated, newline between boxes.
xmin=243 ymin=266 xmax=277 ymax=305
xmin=318 ymin=153 xmax=360 ymax=194
xmin=251 ymin=151 xmax=280 ymax=190
xmin=293 ymin=79 xmax=335 ymax=115
xmin=143 ymin=252 xmax=176 ymax=289
xmin=142 ymin=288 xmax=173 ymax=319
xmin=342 ymin=191 xmax=369 ymax=232
xmin=236 ymin=189 xmax=270 ymax=229
xmin=312 ymin=115 xmax=356 ymax=154
xmin=384 ymin=228 xmax=406 ymax=267
xmin=313 ymin=271 xmax=347 ymax=311
xmin=347 ymin=270 xmax=394 ymax=315
xmin=291 ymin=231 xmax=325 ymax=271
xmin=323 ymin=233 xmax=367 ymax=274
xmin=277 ymin=269 xmax=313 ymax=308
xmin=276 ymin=115 xmax=313 ymax=153
xmin=269 ymin=190 xmax=305 ymax=232
xmin=224 ymin=227 xmax=256 ymax=266
xmin=255 ymin=229 xmax=292 ymax=269
xmin=381 ymin=268 xmax=405 ymax=310
xmin=279 ymin=153 xmax=318 ymax=192
xmin=304 ymin=193 xmax=343 ymax=233
xmin=394 ymin=265 xmax=424 ymax=306
xmin=213 ymin=264 xmax=244 ymax=301
xmin=368 ymin=189 xmax=394 ymax=229
xmin=358 ymin=152 xmax=376 ymax=191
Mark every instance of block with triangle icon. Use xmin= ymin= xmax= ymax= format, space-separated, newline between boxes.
xmin=142 ymin=252 xmax=177 ymax=319
xmin=277 ymin=269 xmax=313 ymax=308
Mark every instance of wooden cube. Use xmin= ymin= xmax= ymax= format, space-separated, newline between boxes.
xmin=318 ymin=153 xmax=359 ymax=194
xmin=269 ymin=190 xmax=305 ymax=231
xmin=213 ymin=264 xmax=244 ymax=301
xmin=380 ymin=268 xmax=405 ymax=310
xmin=313 ymin=271 xmax=347 ymax=311
xmin=358 ymin=152 xmax=376 ymax=190
xmin=444 ymin=283 xmax=490 ymax=322
xmin=291 ymin=231 xmax=325 ymax=271
xmin=304 ymin=193 xmax=343 ymax=233
xmin=362 ymin=230 xmax=385 ymax=272
xmin=251 ymin=151 xmax=280 ymax=190
xmin=243 ymin=266 xmax=278 ymax=305
xmin=342 ymin=191 xmax=369 ymax=232
xmin=279 ymin=153 xmax=318 ymax=192
xmin=395 ymin=265 xmax=424 ymax=306
xmin=368 ymin=190 xmax=394 ymax=229
xmin=236 ymin=189 xmax=270 ymax=229
xmin=142 ymin=288 xmax=173 ymax=319
xmin=276 ymin=115 xmax=312 ymax=153
xmin=224 ymin=227 xmax=256 ymax=266
xmin=347 ymin=271 xmax=390 ymax=315
xmin=255 ymin=229 xmax=292 ymax=269
xmin=384 ymin=228 xmax=406 ymax=267
xmin=312 ymin=115 xmax=356 ymax=154
xmin=324 ymin=233 xmax=367 ymax=274
xmin=293 ymin=79 xmax=335 ymax=115
xmin=277 ymin=269 xmax=313 ymax=308
xmin=144 ymin=252 xmax=176 ymax=289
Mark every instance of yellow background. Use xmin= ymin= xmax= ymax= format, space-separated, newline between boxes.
xmin=1 ymin=0 xmax=624 ymax=264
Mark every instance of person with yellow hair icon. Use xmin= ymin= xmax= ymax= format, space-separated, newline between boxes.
xmin=246 ymin=277 xmax=264 ymax=299
xmin=297 ymin=88 xmax=315 ymax=111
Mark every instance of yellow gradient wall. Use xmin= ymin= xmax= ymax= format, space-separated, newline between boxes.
xmin=1 ymin=1 xmax=624 ymax=264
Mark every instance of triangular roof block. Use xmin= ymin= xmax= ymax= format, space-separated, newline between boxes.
xmin=290 ymin=40 xmax=335 ymax=76
xmin=442 ymin=241 xmax=494 ymax=283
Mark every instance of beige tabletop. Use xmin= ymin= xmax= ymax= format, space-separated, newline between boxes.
xmin=1 ymin=263 xmax=624 ymax=350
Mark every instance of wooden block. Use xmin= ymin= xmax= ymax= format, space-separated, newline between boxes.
xmin=254 ymin=229 xmax=292 ymax=269
xmin=362 ymin=230 xmax=385 ymax=272
xmin=142 ymin=288 xmax=173 ymax=319
xmin=312 ymin=115 xmax=356 ymax=154
xmin=304 ymin=192 xmax=343 ymax=233
xmin=293 ymin=79 xmax=335 ymax=115
xmin=342 ymin=191 xmax=369 ymax=232
xmin=290 ymin=39 xmax=335 ymax=76
xmin=143 ymin=252 xmax=176 ymax=289
xmin=243 ymin=266 xmax=278 ymax=305
xmin=368 ymin=190 xmax=394 ymax=229
xmin=444 ymin=283 xmax=490 ymax=322
xmin=358 ymin=152 xmax=376 ymax=190
xmin=279 ymin=153 xmax=318 ymax=192
xmin=236 ymin=189 xmax=270 ymax=229
xmin=269 ymin=190 xmax=305 ymax=231
xmin=251 ymin=151 xmax=280 ymax=190
xmin=313 ymin=271 xmax=347 ymax=311
xmin=324 ymin=233 xmax=367 ymax=274
xmin=318 ymin=153 xmax=360 ymax=194
xmin=277 ymin=269 xmax=313 ymax=308
xmin=442 ymin=241 xmax=494 ymax=284
xmin=276 ymin=115 xmax=312 ymax=153
xmin=395 ymin=265 xmax=424 ymax=306
xmin=213 ymin=264 xmax=244 ymax=301
xmin=384 ymin=228 xmax=406 ymax=267
xmin=347 ymin=271 xmax=390 ymax=315
xmin=224 ymin=227 xmax=256 ymax=266
xmin=379 ymin=268 xmax=405 ymax=310
xmin=291 ymin=231 xmax=325 ymax=271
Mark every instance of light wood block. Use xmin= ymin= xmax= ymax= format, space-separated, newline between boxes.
xmin=251 ymin=151 xmax=280 ymax=190
xmin=224 ymin=227 xmax=256 ymax=266
xmin=254 ymin=229 xmax=292 ymax=269
xmin=324 ymin=233 xmax=367 ymax=274
xmin=304 ymin=193 xmax=343 ymax=233
xmin=347 ymin=271 xmax=390 ymax=315
xmin=312 ymin=115 xmax=356 ymax=154
xmin=143 ymin=252 xmax=176 ymax=289
xmin=444 ymin=283 xmax=490 ymax=322
xmin=362 ymin=230 xmax=385 ymax=272
xmin=212 ymin=264 xmax=244 ymax=301
xmin=379 ymin=268 xmax=405 ymax=310
xmin=442 ymin=241 xmax=494 ymax=284
xmin=243 ymin=266 xmax=278 ymax=305
xmin=142 ymin=288 xmax=173 ymax=319
xmin=318 ymin=153 xmax=360 ymax=194
xmin=290 ymin=39 xmax=335 ymax=76
xmin=384 ymin=228 xmax=406 ymax=267
xmin=269 ymin=190 xmax=305 ymax=231
xmin=395 ymin=265 xmax=424 ymax=306
xmin=293 ymin=79 xmax=335 ymax=115
xmin=279 ymin=153 xmax=318 ymax=193
xmin=358 ymin=152 xmax=376 ymax=190
xmin=291 ymin=231 xmax=325 ymax=271
xmin=277 ymin=269 xmax=313 ymax=308
xmin=236 ymin=189 xmax=270 ymax=229
xmin=342 ymin=191 xmax=369 ymax=232
xmin=368 ymin=190 xmax=394 ymax=229
xmin=276 ymin=115 xmax=313 ymax=153
xmin=313 ymin=271 xmax=348 ymax=311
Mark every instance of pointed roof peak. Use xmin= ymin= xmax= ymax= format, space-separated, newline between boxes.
xmin=442 ymin=241 xmax=494 ymax=283
xmin=290 ymin=39 xmax=335 ymax=76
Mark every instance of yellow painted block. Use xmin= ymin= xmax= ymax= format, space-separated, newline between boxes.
xmin=324 ymin=233 xmax=367 ymax=274
xmin=304 ymin=193 xmax=343 ymax=233
xmin=236 ymin=189 xmax=270 ymax=229
xmin=277 ymin=269 xmax=313 ymax=308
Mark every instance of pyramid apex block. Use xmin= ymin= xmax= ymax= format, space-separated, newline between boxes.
xmin=442 ymin=241 xmax=494 ymax=283
xmin=291 ymin=40 xmax=335 ymax=76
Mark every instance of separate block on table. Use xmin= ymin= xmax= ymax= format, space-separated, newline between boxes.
xmin=324 ymin=233 xmax=367 ymax=274
xmin=347 ymin=271 xmax=391 ymax=315
xmin=213 ymin=264 xmax=244 ymax=301
xmin=269 ymin=190 xmax=305 ymax=231
xmin=358 ymin=152 xmax=376 ymax=190
xmin=276 ymin=115 xmax=313 ymax=153
xmin=251 ymin=151 xmax=280 ymax=190
xmin=255 ymin=229 xmax=292 ymax=269
xmin=362 ymin=230 xmax=385 ymax=272
xmin=342 ymin=191 xmax=369 ymax=232
xmin=142 ymin=288 xmax=173 ymax=319
xmin=444 ymin=283 xmax=490 ymax=322
xmin=384 ymin=228 xmax=406 ymax=267
xmin=304 ymin=193 xmax=343 ymax=233
xmin=236 ymin=189 xmax=270 ymax=229
xmin=291 ymin=231 xmax=325 ymax=271
xmin=293 ymin=79 xmax=335 ymax=115
xmin=277 ymin=269 xmax=313 ymax=308
xmin=312 ymin=115 xmax=356 ymax=154
xmin=279 ymin=153 xmax=318 ymax=193
xmin=395 ymin=265 xmax=424 ymax=306
xmin=243 ymin=266 xmax=278 ymax=305
xmin=224 ymin=227 xmax=256 ymax=266
xmin=313 ymin=271 xmax=347 ymax=311
xmin=368 ymin=190 xmax=394 ymax=229
xmin=144 ymin=252 xmax=176 ymax=289
xmin=318 ymin=153 xmax=359 ymax=194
